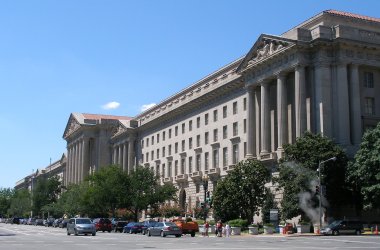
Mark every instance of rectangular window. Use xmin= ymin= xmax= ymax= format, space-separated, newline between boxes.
xmin=213 ymin=109 xmax=218 ymax=122
xmin=197 ymin=135 xmax=201 ymax=147
xmin=182 ymin=140 xmax=185 ymax=152
xmin=141 ymin=154 xmax=144 ymax=163
xmin=232 ymin=144 xmax=239 ymax=164
xmin=188 ymin=156 xmax=193 ymax=173
xmin=364 ymin=72 xmax=374 ymax=88
xmin=189 ymin=120 xmax=193 ymax=131
xmin=168 ymin=161 xmax=172 ymax=177
xmin=223 ymin=106 xmax=227 ymax=118
xmin=182 ymin=123 xmax=185 ymax=134
xmin=169 ymin=145 xmax=172 ymax=156
xmin=163 ymin=131 xmax=166 ymax=141
xmin=151 ymin=136 xmax=154 ymax=145
xmin=162 ymin=147 xmax=166 ymax=157
xmin=244 ymin=142 xmax=247 ymax=157
xmin=146 ymin=152 xmax=149 ymax=162
xmin=175 ymin=142 xmax=178 ymax=154
xmin=175 ymin=160 xmax=178 ymax=176
xmin=364 ymin=97 xmax=375 ymax=115
xmin=181 ymin=158 xmax=186 ymax=174
xmin=244 ymin=119 xmax=247 ymax=133
xmin=162 ymin=164 xmax=166 ymax=178
xmin=243 ymin=97 xmax=247 ymax=111
xmin=155 ymin=164 xmax=159 ymax=176
xmin=213 ymin=149 xmax=219 ymax=168
xmin=169 ymin=129 xmax=172 ymax=139
xmin=233 ymin=101 xmax=238 ymax=114
xmin=197 ymin=117 xmax=200 ymax=128
xmin=157 ymin=134 xmax=160 ymax=143
xmin=205 ymin=152 xmax=209 ymax=170
xmin=223 ymin=125 xmax=228 ymax=139
xmin=205 ymin=132 xmax=209 ymax=145
xmin=205 ymin=113 xmax=209 ymax=125
xmin=189 ymin=137 xmax=193 ymax=149
xmin=223 ymin=147 xmax=228 ymax=167
xmin=213 ymin=129 xmax=218 ymax=142
xmin=233 ymin=122 xmax=238 ymax=136
xmin=196 ymin=154 xmax=201 ymax=171
xmin=175 ymin=126 xmax=178 ymax=136
xmin=151 ymin=150 xmax=154 ymax=161
xmin=147 ymin=138 xmax=150 ymax=147
xmin=141 ymin=139 xmax=144 ymax=149
xmin=156 ymin=149 xmax=159 ymax=159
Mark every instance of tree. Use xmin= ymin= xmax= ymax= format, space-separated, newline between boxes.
xmin=32 ymin=175 xmax=62 ymax=216
xmin=213 ymin=159 xmax=270 ymax=223
xmin=275 ymin=132 xmax=349 ymax=221
xmin=8 ymin=189 xmax=31 ymax=217
xmin=0 ymin=188 xmax=14 ymax=217
xmin=347 ymin=123 xmax=380 ymax=212
xmin=261 ymin=188 xmax=278 ymax=224
xmin=55 ymin=182 xmax=90 ymax=217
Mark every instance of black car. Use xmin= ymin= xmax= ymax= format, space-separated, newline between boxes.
xmin=34 ymin=218 xmax=44 ymax=226
xmin=321 ymin=220 xmax=363 ymax=235
xmin=59 ymin=219 xmax=69 ymax=228
xmin=44 ymin=218 xmax=55 ymax=227
xmin=114 ymin=221 xmax=128 ymax=233
xmin=53 ymin=218 xmax=62 ymax=228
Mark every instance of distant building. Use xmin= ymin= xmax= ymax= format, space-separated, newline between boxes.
xmin=62 ymin=10 xmax=380 ymax=213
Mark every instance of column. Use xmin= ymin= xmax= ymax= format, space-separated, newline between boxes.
xmin=78 ymin=139 xmax=83 ymax=183
xmin=67 ymin=146 xmax=72 ymax=184
xmin=72 ymin=142 xmax=77 ymax=184
xmin=75 ymin=141 xmax=80 ymax=184
xmin=314 ymin=64 xmax=332 ymax=137
xmin=336 ymin=63 xmax=351 ymax=145
xmin=118 ymin=145 xmax=122 ymax=166
xmin=245 ymin=86 xmax=256 ymax=158
xmin=255 ymin=89 xmax=261 ymax=157
xmin=277 ymin=73 xmax=287 ymax=152
xmin=260 ymin=81 xmax=270 ymax=154
xmin=113 ymin=146 xmax=117 ymax=164
xmin=349 ymin=64 xmax=362 ymax=146
xmin=295 ymin=65 xmax=307 ymax=138
xmin=128 ymin=138 xmax=135 ymax=172
xmin=82 ymin=137 xmax=90 ymax=180
xmin=122 ymin=143 xmax=128 ymax=172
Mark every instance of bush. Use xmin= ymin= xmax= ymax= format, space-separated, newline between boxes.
xmin=228 ymin=219 xmax=249 ymax=228
xmin=185 ymin=217 xmax=193 ymax=222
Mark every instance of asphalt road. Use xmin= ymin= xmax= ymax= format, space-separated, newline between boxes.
xmin=1 ymin=223 xmax=380 ymax=250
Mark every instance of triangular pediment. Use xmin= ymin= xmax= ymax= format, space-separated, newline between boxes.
xmin=111 ymin=121 xmax=129 ymax=138
xmin=237 ymin=34 xmax=296 ymax=73
xmin=63 ymin=113 xmax=82 ymax=139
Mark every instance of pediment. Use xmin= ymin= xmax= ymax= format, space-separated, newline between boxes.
xmin=111 ymin=122 xmax=128 ymax=138
xmin=237 ymin=34 xmax=296 ymax=73
xmin=63 ymin=114 xmax=82 ymax=139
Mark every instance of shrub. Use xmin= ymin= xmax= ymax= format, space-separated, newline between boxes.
xmin=228 ymin=219 xmax=249 ymax=228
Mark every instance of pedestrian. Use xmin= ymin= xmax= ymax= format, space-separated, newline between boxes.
xmin=225 ymin=222 xmax=231 ymax=237
xmin=204 ymin=221 xmax=209 ymax=237
xmin=216 ymin=220 xmax=223 ymax=237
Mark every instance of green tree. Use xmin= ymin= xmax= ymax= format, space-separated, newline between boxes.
xmin=56 ymin=182 xmax=90 ymax=217
xmin=261 ymin=188 xmax=278 ymax=224
xmin=8 ymin=189 xmax=31 ymax=217
xmin=275 ymin=132 xmax=349 ymax=220
xmin=347 ymin=123 xmax=380 ymax=212
xmin=0 ymin=188 xmax=14 ymax=217
xmin=213 ymin=159 xmax=270 ymax=224
xmin=32 ymin=175 xmax=62 ymax=216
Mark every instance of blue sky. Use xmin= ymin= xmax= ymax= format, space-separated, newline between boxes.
xmin=1 ymin=0 xmax=379 ymax=189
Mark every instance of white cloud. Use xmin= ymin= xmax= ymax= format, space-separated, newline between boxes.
xmin=140 ymin=103 xmax=156 ymax=112
xmin=101 ymin=101 xmax=120 ymax=110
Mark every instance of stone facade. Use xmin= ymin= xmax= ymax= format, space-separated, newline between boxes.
xmin=60 ymin=10 xmax=380 ymax=214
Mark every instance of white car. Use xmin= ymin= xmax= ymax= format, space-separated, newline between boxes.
xmin=67 ymin=218 xmax=96 ymax=236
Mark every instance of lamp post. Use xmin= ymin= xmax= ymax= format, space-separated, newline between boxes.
xmin=202 ymin=175 xmax=209 ymax=221
xmin=318 ymin=157 xmax=336 ymax=229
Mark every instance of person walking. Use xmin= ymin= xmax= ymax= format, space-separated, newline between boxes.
xmin=225 ymin=222 xmax=231 ymax=237
xmin=216 ymin=220 xmax=223 ymax=237
xmin=204 ymin=221 xmax=209 ymax=237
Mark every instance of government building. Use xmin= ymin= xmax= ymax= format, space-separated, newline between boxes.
xmin=20 ymin=10 xmax=380 ymax=214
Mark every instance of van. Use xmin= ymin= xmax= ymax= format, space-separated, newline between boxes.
xmin=321 ymin=220 xmax=363 ymax=235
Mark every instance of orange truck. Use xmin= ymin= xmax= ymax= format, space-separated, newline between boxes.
xmin=172 ymin=219 xmax=199 ymax=237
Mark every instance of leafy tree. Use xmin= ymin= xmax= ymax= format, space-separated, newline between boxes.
xmin=32 ymin=175 xmax=62 ymax=216
xmin=55 ymin=182 xmax=90 ymax=217
xmin=261 ymin=188 xmax=278 ymax=224
xmin=347 ymin=123 xmax=380 ymax=212
xmin=213 ymin=159 xmax=270 ymax=224
xmin=275 ymin=132 xmax=348 ymax=221
xmin=0 ymin=188 xmax=14 ymax=217
xmin=8 ymin=189 xmax=30 ymax=217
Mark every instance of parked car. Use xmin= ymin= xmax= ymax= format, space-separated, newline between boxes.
xmin=27 ymin=218 xmax=36 ymax=225
xmin=53 ymin=218 xmax=62 ymax=228
xmin=142 ymin=220 xmax=157 ymax=235
xmin=44 ymin=217 xmax=55 ymax=227
xmin=11 ymin=217 xmax=21 ymax=224
xmin=67 ymin=218 xmax=96 ymax=236
xmin=34 ymin=218 xmax=44 ymax=226
xmin=123 ymin=222 xmax=146 ymax=234
xmin=146 ymin=222 xmax=182 ymax=237
xmin=114 ymin=221 xmax=128 ymax=233
xmin=59 ymin=219 xmax=70 ymax=228
xmin=172 ymin=219 xmax=199 ymax=237
xmin=321 ymin=220 xmax=363 ymax=235
xmin=93 ymin=218 xmax=112 ymax=232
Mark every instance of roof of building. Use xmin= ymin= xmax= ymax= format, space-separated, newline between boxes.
xmin=324 ymin=9 xmax=380 ymax=23
xmin=82 ymin=113 xmax=132 ymax=121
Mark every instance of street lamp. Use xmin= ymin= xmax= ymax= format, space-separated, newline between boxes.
xmin=318 ymin=157 xmax=336 ymax=229
xmin=202 ymin=175 xmax=209 ymax=221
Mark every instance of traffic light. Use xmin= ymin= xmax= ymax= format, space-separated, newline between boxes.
xmin=315 ymin=185 xmax=320 ymax=195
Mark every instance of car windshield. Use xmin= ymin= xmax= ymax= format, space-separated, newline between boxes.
xmin=328 ymin=220 xmax=342 ymax=228
xmin=147 ymin=221 xmax=157 ymax=226
xmin=77 ymin=219 xmax=92 ymax=224
xmin=165 ymin=222 xmax=176 ymax=227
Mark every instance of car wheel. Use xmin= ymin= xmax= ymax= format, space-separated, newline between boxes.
xmin=176 ymin=234 xmax=181 ymax=238
xmin=142 ymin=230 xmax=146 ymax=235
xmin=74 ymin=229 xmax=78 ymax=236
xmin=92 ymin=232 xmax=96 ymax=236
xmin=356 ymin=230 xmax=361 ymax=235
xmin=129 ymin=229 xmax=132 ymax=234
xmin=67 ymin=230 xmax=70 ymax=236
xmin=147 ymin=230 xmax=151 ymax=237
xmin=333 ymin=230 xmax=339 ymax=236
xmin=108 ymin=230 xmax=111 ymax=233
xmin=191 ymin=232 xmax=195 ymax=237
xmin=161 ymin=231 xmax=166 ymax=237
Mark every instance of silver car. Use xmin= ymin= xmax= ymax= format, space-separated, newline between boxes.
xmin=67 ymin=218 xmax=96 ymax=236
xmin=146 ymin=222 xmax=182 ymax=237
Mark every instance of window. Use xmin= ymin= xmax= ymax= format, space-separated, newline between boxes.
xmin=213 ymin=149 xmax=219 ymax=168
xmin=223 ymin=106 xmax=227 ymax=118
xmin=223 ymin=147 xmax=228 ymax=167
xmin=141 ymin=154 xmax=144 ymax=163
xmin=156 ymin=149 xmax=159 ymax=159
xmin=244 ymin=142 xmax=247 ymax=157
xmin=197 ymin=117 xmax=200 ymax=128
xmin=243 ymin=97 xmax=247 ymax=111
xmin=163 ymin=131 xmax=166 ymax=141
xmin=223 ymin=125 xmax=228 ymax=139
xmin=196 ymin=154 xmax=201 ymax=171
xmin=182 ymin=140 xmax=185 ymax=152
xmin=162 ymin=164 xmax=166 ymax=178
xmin=205 ymin=132 xmax=209 ymax=145
xmin=151 ymin=136 xmax=154 ymax=145
xmin=162 ymin=147 xmax=166 ymax=157
xmin=213 ymin=129 xmax=218 ymax=142
xmin=188 ymin=156 xmax=193 ymax=173
xmin=147 ymin=138 xmax=150 ymax=147
xmin=205 ymin=152 xmax=209 ymax=170
xmin=168 ymin=161 xmax=172 ymax=177
xmin=364 ymin=97 xmax=375 ymax=115
xmin=233 ymin=122 xmax=238 ymax=136
xmin=182 ymin=123 xmax=185 ymax=134
xmin=244 ymin=119 xmax=247 ymax=133
xmin=155 ymin=164 xmax=159 ymax=176
xmin=196 ymin=135 xmax=201 ymax=147
xmin=151 ymin=151 xmax=154 ymax=161
xmin=189 ymin=137 xmax=193 ymax=149
xmin=233 ymin=101 xmax=237 ymax=114
xmin=146 ymin=152 xmax=149 ymax=162
xmin=232 ymin=144 xmax=239 ymax=164
xmin=169 ymin=129 xmax=172 ymax=138
xmin=181 ymin=158 xmax=186 ymax=174
xmin=205 ymin=113 xmax=209 ymax=125
xmin=169 ymin=145 xmax=172 ymax=155
xmin=196 ymin=184 xmax=200 ymax=193
xmin=364 ymin=72 xmax=374 ymax=88
xmin=175 ymin=142 xmax=178 ymax=153
xmin=189 ymin=120 xmax=193 ymax=131
xmin=175 ymin=126 xmax=178 ymax=136
xmin=157 ymin=134 xmax=160 ymax=143
xmin=175 ymin=160 xmax=178 ymax=176
xmin=141 ymin=139 xmax=144 ymax=149
xmin=213 ymin=110 xmax=218 ymax=122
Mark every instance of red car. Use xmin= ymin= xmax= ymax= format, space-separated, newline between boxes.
xmin=93 ymin=218 xmax=112 ymax=232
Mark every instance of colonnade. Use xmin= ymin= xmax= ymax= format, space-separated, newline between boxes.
xmin=112 ymin=139 xmax=135 ymax=172
xmin=65 ymin=137 xmax=89 ymax=185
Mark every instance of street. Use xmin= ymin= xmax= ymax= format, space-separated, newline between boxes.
xmin=1 ymin=223 xmax=380 ymax=250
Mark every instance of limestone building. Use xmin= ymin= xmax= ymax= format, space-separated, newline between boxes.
xmin=63 ymin=10 xmax=380 ymax=212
